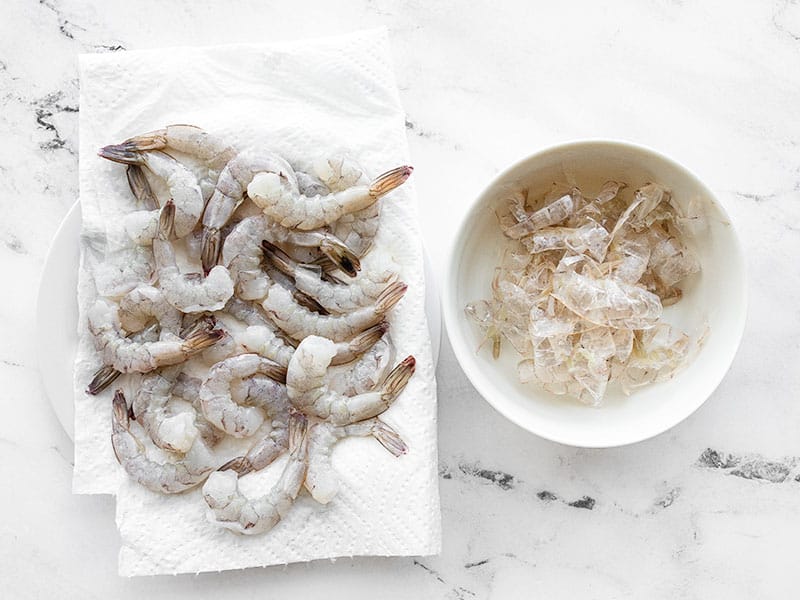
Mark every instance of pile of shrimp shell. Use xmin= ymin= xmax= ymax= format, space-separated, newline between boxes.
xmin=466 ymin=180 xmax=705 ymax=406
xmin=89 ymin=124 xmax=419 ymax=535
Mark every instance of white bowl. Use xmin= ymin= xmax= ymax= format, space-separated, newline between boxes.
xmin=443 ymin=140 xmax=747 ymax=448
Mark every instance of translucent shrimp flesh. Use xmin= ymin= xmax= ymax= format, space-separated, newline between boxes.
xmin=132 ymin=367 xmax=200 ymax=453
xmin=249 ymin=164 xmax=413 ymax=231
xmin=88 ymin=298 xmax=222 ymax=373
xmin=199 ymin=353 xmax=288 ymax=438
xmin=202 ymin=411 xmax=309 ymax=535
xmin=286 ymin=335 xmax=415 ymax=424
xmin=153 ymin=201 xmax=234 ymax=313
xmin=261 ymin=240 xmax=399 ymax=313
xmin=261 ymin=282 xmax=406 ymax=343
xmin=111 ymin=390 xmax=220 ymax=494
xmin=305 ymin=418 xmax=407 ymax=504
xmin=97 ymin=147 xmax=204 ymax=239
xmin=118 ymin=284 xmax=182 ymax=336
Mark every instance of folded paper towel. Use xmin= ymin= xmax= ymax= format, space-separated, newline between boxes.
xmin=74 ymin=29 xmax=441 ymax=575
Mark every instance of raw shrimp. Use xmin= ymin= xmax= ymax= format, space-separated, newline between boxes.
xmin=305 ymin=417 xmax=407 ymax=504
xmin=97 ymin=148 xmax=204 ymax=239
xmin=118 ymin=284 xmax=182 ymax=336
xmin=199 ymin=353 xmax=287 ymax=438
xmin=221 ymin=215 xmax=361 ymax=291
xmin=154 ymin=201 xmax=234 ymax=313
xmin=126 ymin=165 xmax=159 ymax=210
xmin=262 ymin=240 xmax=399 ymax=313
xmin=286 ymin=335 xmax=415 ymax=424
xmin=202 ymin=412 xmax=309 ymax=535
xmin=103 ymin=125 xmax=237 ymax=200
xmin=201 ymin=150 xmax=297 ymax=273
xmin=225 ymin=298 xmax=297 ymax=367
xmin=86 ymin=322 xmax=160 ymax=395
xmin=91 ymin=245 xmax=154 ymax=298
xmin=262 ymin=282 xmax=406 ymax=342
xmin=88 ymin=298 xmax=222 ymax=373
xmin=325 ymin=331 xmax=395 ymax=396
xmin=249 ymin=164 xmax=413 ymax=231
xmin=315 ymin=156 xmax=379 ymax=257
xmin=111 ymin=390 xmax=220 ymax=494
xmin=133 ymin=367 xmax=199 ymax=453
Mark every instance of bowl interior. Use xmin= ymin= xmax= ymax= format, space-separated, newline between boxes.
xmin=445 ymin=141 xmax=746 ymax=447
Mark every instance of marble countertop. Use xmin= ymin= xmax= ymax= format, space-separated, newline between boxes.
xmin=2 ymin=0 xmax=798 ymax=597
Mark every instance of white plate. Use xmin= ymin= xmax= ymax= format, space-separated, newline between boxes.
xmin=36 ymin=201 xmax=441 ymax=441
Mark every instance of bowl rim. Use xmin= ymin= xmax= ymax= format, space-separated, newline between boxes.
xmin=442 ymin=138 xmax=748 ymax=448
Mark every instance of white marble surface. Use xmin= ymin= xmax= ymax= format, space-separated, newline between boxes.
xmin=1 ymin=0 xmax=798 ymax=597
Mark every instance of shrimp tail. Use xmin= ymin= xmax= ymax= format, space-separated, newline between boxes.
xmin=371 ymin=420 xmax=408 ymax=457
xmin=218 ymin=456 xmax=253 ymax=476
xmin=260 ymin=240 xmax=297 ymax=276
xmin=317 ymin=237 xmax=361 ymax=278
xmin=348 ymin=321 xmax=389 ymax=355
xmin=293 ymin=289 xmax=329 ymax=315
xmin=126 ymin=165 xmax=158 ymax=210
xmin=182 ymin=328 xmax=224 ymax=354
xmin=98 ymin=142 xmax=146 ymax=165
xmin=87 ymin=365 xmax=122 ymax=395
xmin=121 ymin=130 xmax=168 ymax=151
xmin=369 ymin=165 xmax=413 ymax=199
xmin=262 ymin=361 xmax=288 ymax=384
xmin=201 ymin=227 xmax=221 ymax=275
xmin=158 ymin=200 xmax=176 ymax=240
xmin=287 ymin=411 xmax=309 ymax=459
xmin=381 ymin=356 xmax=416 ymax=400
xmin=112 ymin=389 xmax=131 ymax=430
xmin=375 ymin=281 xmax=408 ymax=314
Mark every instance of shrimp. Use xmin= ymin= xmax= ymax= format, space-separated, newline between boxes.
xmin=262 ymin=240 xmax=399 ymax=313
xmin=133 ymin=367 xmax=199 ymax=453
xmin=86 ymin=322 xmax=160 ymax=395
xmin=111 ymin=390 xmax=220 ymax=494
xmin=315 ymin=156 xmax=380 ymax=257
xmin=88 ymin=298 xmax=222 ymax=373
xmin=286 ymin=335 xmax=415 ymax=424
xmin=97 ymin=148 xmax=204 ymax=239
xmin=221 ymin=216 xmax=361 ymax=296
xmin=154 ymin=201 xmax=234 ymax=313
xmin=305 ymin=418 xmax=407 ymax=504
xmin=325 ymin=331 xmax=395 ymax=396
xmin=118 ymin=284 xmax=182 ymax=336
xmin=261 ymin=282 xmax=406 ymax=342
xmin=199 ymin=353 xmax=287 ymax=438
xmin=91 ymin=245 xmax=154 ymax=298
xmin=126 ymin=165 xmax=159 ymax=210
xmin=200 ymin=150 xmax=298 ymax=273
xmin=202 ymin=411 xmax=309 ymax=535
xmin=249 ymin=164 xmax=413 ymax=231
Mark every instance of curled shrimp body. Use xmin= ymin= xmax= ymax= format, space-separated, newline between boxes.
xmin=102 ymin=125 xmax=237 ymax=201
xmin=202 ymin=412 xmax=309 ymax=535
xmin=305 ymin=418 xmax=407 ymax=504
xmin=199 ymin=353 xmax=287 ymax=438
xmin=118 ymin=285 xmax=182 ymax=336
xmin=262 ymin=241 xmax=398 ymax=313
xmin=201 ymin=150 xmax=298 ymax=273
xmin=133 ymin=367 xmax=199 ymax=454
xmin=286 ymin=335 xmax=416 ymax=425
xmin=97 ymin=148 xmax=204 ymax=239
xmin=249 ymin=164 xmax=413 ymax=232
xmin=261 ymin=283 xmax=406 ymax=343
xmin=88 ymin=298 xmax=222 ymax=373
xmin=111 ymin=390 xmax=220 ymax=494
xmin=154 ymin=201 xmax=234 ymax=313
xmin=326 ymin=332 xmax=395 ymax=396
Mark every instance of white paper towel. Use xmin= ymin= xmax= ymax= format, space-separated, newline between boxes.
xmin=74 ymin=29 xmax=441 ymax=575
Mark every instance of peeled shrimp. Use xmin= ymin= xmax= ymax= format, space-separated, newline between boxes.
xmin=202 ymin=412 xmax=308 ymax=535
xmin=133 ymin=367 xmax=200 ymax=453
xmin=249 ymin=164 xmax=413 ymax=231
xmin=201 ymin=150 xmax=298 ymax=272
xmin=118 ymin=284 xmax=182 ymax=336
xmin=98 ymin=148 xmax=204 ymax=239
xmin=287 ymin=335 xmax=415 ymax=424
xmin=111 ymin=390 xmax=219 ymax=494
xmin=305 ymin=418 xmax=407 ymax=504
xmin=262 ymin=282 xmax=406 ymax=343
xmin=154 ymin=201 xmax=234 ymax=313
xmin=88 ymin=298 xmax=222 ymax=373
xmin=199 ymin=353 xmax=287 ymax=438
xmin=86 ymin=322 xmax=160 ymax=395
xmin=325 ymin=331 xmax=395 ymax=396
xmin=262 ymin=240 xmax=399 ymax=313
